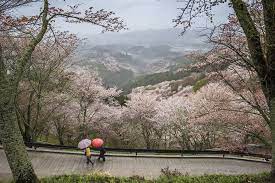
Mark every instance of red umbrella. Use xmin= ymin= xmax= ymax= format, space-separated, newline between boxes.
xmin=91 ymin=138 xmax=104 ymax=148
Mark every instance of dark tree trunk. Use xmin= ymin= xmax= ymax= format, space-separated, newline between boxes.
xmin=262 ymin=0 xmax=275 ymax=179
xmin=24 ymin=125 xmax=33 ymax=143
xmin=58 ymin=136 xmax=64 ymax=146
xmin=231 ymin=0 xmax=275 ymax=178
xmin=231 ymin=0 xmax=269 ymax=98
xmin=270 ymin=97 xmax=275 ymax=180
xmin=0 ymin=107 xmax=38 ymax=183
xmin=142 ymin=125 xmax=151 ymax=150
xmin=57 ymin=129 xmax=64 ymax=146
xmin=0 ymin=78 xmax=38 ymax=182
xmin=0 ymin=1 xmax=49 ymax=181
xmin=0 ymin=40 xmax=38 ymax=183
xmin=23 ymin=91 xmax=34 ymax=143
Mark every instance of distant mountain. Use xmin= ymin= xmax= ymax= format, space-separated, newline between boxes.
xmin=85 ymin=28 xmax=210 ymax=51
xmin=73 ymin=28 xmax=210 ymax=88
xmin=75 ymin=43 xmax=186 ymax=74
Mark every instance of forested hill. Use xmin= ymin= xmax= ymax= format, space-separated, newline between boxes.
xmin=73 ymin=28 xmax=210 ymax=90
xmin=122 ymin=70 xmax=192 ymax=94
xmin=121 ymin=57 xmax=212 ymax=94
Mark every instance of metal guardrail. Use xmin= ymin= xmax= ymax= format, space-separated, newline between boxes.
xmin=24 ymin=142 xmax=271 ymax=160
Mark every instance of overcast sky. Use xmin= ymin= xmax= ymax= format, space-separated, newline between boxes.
xmin=16 ymin=0 xmax=232 ymax=36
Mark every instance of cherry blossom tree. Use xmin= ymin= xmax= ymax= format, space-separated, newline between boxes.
xmin=153 ymin=94 xmax=221 ymax=150
xmin=71 ymin=71 xmax=121 ymax=140
xmin=153 ymin=96 xmax=189 ymax=149
xmin=123 ymin=93 xmax=159 ymax=149
xmin=185 ymin=14 xmax=271 ymax=148
xmin=174 ymin=0 xmax=275 ymax=175
xmin=0 ymin=0 xmax=126 ymax=181
xmin=47 ymin=93 xmax=79 ymax=145
xmin=13 ymin=32 xmax=79 ymax=143
xmin=189 ymin=82 xmax=270 ymax=151
xmin=87 ymin=104 xmax=125 ymax=146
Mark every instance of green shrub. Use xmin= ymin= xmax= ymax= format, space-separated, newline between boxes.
xmin=160 ymin=167 xmax=185 ymax=177
xmin=157 ymin=173 xmax=271 ymax=183
xmin=193 ymin=78 xmax=208 ymax=92
xmin=39 ymin=172 xmax=271 ymax=183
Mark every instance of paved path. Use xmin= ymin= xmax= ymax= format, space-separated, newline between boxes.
xmin=0 ymin=149 xmax=271 ymax=180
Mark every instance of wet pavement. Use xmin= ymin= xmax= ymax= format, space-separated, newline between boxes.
xmin=0 ymin=149 xmax=271 ymax=180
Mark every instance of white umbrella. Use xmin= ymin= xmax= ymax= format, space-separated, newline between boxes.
xmin=78 ymin=139 xmax=91 ymax=149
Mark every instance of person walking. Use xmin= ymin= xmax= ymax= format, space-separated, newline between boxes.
xmin=85 ymin=147 xmax=94 ymax=165
xmin=98 ymin=146 xmax=106 ymax=162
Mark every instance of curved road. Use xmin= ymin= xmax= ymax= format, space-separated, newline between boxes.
xmin=0 ymin=149 xmax=271 ymax=180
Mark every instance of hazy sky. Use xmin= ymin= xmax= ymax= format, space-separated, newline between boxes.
xmin=16 ymin=0 xmax=232 ymax=36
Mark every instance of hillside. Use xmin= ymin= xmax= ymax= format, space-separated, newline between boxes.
xmin=121 ymin=57 xmax=207 ymax=94
xmin=73 ymin=29 xmax=209 ymax=88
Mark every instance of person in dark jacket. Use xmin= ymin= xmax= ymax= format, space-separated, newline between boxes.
xmin=98 ymin=146 xmax=106 ymax=161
